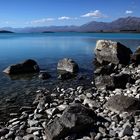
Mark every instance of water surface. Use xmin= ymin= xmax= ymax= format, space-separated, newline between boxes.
xmin=0 ymin=32 xmax=140 ymax=121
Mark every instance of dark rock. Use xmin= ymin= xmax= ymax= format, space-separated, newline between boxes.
xmin=58 ymin=71 xmax=74 ymax=80
xmin=3 ymin=59 xmax=40 ymax=75
xmin=0 ymin=128 xmax=9 ymax=137
xmin=95 ymin=73 xmax=133 ymax=89
xmin=94 ymin=63 xmax=115 ymax=75
xmin=45 ymin=103 xmax=97 ymax=140
xmin=113 ymin=73 xmax=134 ymax=89
xmin=33 ymin=92 xmax=52 ymax=105
xmin=119 ymin=122 xmax=133 ymax=137
xmin=57 ymin=58 xmax=79 ymax=73
xmin=131 ymin=46 xmax=140 ymax=64
xmin=39 ymin=71 xmax=51 ymax=80
xmin=94 ymin=40 xmax=132 ymax=65
xmin=105 ymin=95 xmax=140 ymax=113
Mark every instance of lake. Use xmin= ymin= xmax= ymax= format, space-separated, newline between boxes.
xmin=0 ymin=32 xmax=140 ymax=121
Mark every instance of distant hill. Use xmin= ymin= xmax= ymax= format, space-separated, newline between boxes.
xmin=0 ymin=17 xmax=140 ymax=33
xmin=0 ymin=30 xmax=14 ymax=33
xmin=79 ymin=16 xmax=140 ymax=32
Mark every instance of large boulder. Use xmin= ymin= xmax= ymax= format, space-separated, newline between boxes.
xmin=3 ymin=59 xmax=40 ymax=75
xmin=105 ymin=95 xmax=140 ymax=113
xmin=94 ymin=40 xmax=132 ymax=65
xmin=57 ymin=58 xmax=79 ymax=73
xmin=95 ymin=73 xmax=133 ymax=90
xmin=45 ymin=103 xmax=97 ymax=140
xmin=131 ymin=46 xmax=140 ymax=64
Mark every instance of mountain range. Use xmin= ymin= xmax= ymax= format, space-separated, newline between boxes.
xmin=0 ymin=16 xmax=140 ymax=33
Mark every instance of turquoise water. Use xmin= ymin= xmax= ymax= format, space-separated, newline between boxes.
xmin=0 ymin=32 xmax=140 ymax=121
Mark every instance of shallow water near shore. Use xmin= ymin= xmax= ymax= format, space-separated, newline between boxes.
xmin=0 ymin=32 xmax=140 ymax=121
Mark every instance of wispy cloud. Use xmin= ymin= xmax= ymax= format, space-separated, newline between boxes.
xmin=81 ymin=10 xmax=107 ymax=18
xmin=29 ymin=18 xmax=55 ymax=24
xmin=58 ymin=16 xmax=71 ymax=20
xmin=125 ymin=10 xmax=133 ymax=14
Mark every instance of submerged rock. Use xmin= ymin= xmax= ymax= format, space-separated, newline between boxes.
xmin=57 ymin=58 xmax=79 ymax=73
xmin=45 ymin=103 xmax=97 ymax=140
xmin=39 ymin=71 xmax=51 ymax=80
xmin=105 ymin=95 xmax=140 ymax=113
xmin=94 ymin=40 xmax=132 ymax=65
xmin=3 ymin=59 xmax=40 ymax=75
xmin=58 ymin=71 xmax=74 ymax=80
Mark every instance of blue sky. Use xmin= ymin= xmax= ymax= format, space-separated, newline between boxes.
xmin=0 ymin=0 xmax=139 ymax=27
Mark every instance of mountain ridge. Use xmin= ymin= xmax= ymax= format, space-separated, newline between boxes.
xmin=1 ymin=16 xmax=140 ymax=33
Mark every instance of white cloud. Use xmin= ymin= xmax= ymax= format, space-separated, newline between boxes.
xmin=125 ymin=10 xmax=133 ymax=14
xmin=81 ymin=10 xmax=106 ymax=18
xmin=30 ymin=18 xmax=55 ymax=24
xmin=58 ymin=16 xmax=71 ymax=20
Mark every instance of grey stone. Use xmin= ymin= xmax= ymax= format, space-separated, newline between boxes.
xmin=45 ymin=103 xmax=97 ymax=140
xmin=94 ymin=40 xmax=132 ymax=65
xmin=23 ymin=134 xmax=39 ymax=140
xmin=57 ymin=58 xmax=79 ymax=73
xmin=119 ymin=122 xmax=133 ymax=137
xmin=26 ymin=127 xmax=43 ymax=133
xmin=105 ymin=95 xmax=140 ymax=113
xmin=15 ymin=136 xmax=23 ymax=140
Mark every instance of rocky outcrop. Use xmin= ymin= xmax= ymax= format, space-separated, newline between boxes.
xmin=57 ymin=58 xmax=79 ymax=73
xmin=45 ymin=103 xmax=97 ymax=140
xmin=105 ymin=95 xmax=140 ymax=113
xmin=94 ymin=40 xmax=132 ymax=65
xmin=3 ymin=59 xmax=40 ymax=75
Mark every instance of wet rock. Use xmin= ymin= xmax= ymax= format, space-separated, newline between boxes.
xmin=57 ymin=58 xmax=79 ymax=73
xmin=58 ymin=71 xmax=74 ymax=80
xmin=45 ymin=103 xmax=97 ymax=140
xmin=94 ymin=40 xmax=132 ymax=65
xmin=39 ymin=71 xmax=51 ymax=80
xmin=105 ymin=95 xmax=140 ymax=113
xmin=3 ymin=59 xmax=40 ymax=74
xmin=0 ymin=128 xmax=9 ymax=137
